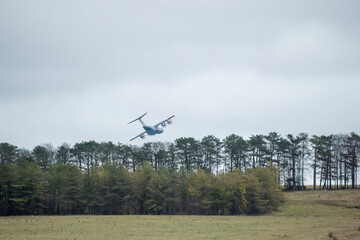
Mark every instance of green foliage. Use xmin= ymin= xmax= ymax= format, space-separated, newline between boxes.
xmin=134 ymin=162 xmax=154 ymax=213
xmin=175 ymin=137 xmax=202 ymax=173
xmin=223 ymin=171 xmax=246 ymax=214
xmin=244 ymin=173 xmax=268 ymax=214
xmin=6 ymin=130 xmax=359 ymax=216
xmin=145 ymin=167 xmax=172 ymax=214
xmin=5 ymin=159 xmax=47 ymax=215
xmin=48 ymin=162 xmax=83 ymax=214
xmin=0 ymin=142 xmax=18 ymax=165
xmin=201 ymin=135 xmax=222 ymax=173
xmin=100 ymin=163 xmax=132 ymax=214
xmin=0 ymin=164 xmax=16 ymax=215
xmin=55 ymin=145 xmax=71 ymax=165
xmin=1 ymin=158 xmax=283 ymax=215
xmin=32 ymin=145 xmax=51 ymax=170
xmin=187 ymin=170 xmax=215 ymax=214
xmin=246 ymin=167 xmax=284 ymax=213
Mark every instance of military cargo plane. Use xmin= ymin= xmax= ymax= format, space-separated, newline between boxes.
xmin=128 ymin=113 xmax=175 ymax=141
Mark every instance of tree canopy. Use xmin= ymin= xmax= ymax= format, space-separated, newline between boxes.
xmin=1 ymin=132 xmax=359 ymax=216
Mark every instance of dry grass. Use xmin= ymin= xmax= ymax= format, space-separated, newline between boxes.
xmin=0 ymin=189 xmax=359 ymax=240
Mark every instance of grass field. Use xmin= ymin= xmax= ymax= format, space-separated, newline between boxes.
xmin=0 ymin=190 xmax=359 ymax=240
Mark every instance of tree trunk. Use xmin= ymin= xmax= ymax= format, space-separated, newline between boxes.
xmin=340 ymin=156 xmax=343 ymax=188
xmin=292 ymin=155 xmax=296 ymax=191
xmin=319 ymin=165 xmax=323 ymax=190
xmin=351 ymin=160 xmax=355 ymax=189
xmin=313 ymin=151 xmax=317 ymax=190
xmin=301 ymin=155 xmax=304 ymax=190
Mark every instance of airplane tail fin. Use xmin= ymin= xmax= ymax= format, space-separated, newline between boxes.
xmin=127 ymin=113 xmax=147 ymax=125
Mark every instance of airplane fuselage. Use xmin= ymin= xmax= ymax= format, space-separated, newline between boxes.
xmin=143 ymin=125 xmax=163 ymax=135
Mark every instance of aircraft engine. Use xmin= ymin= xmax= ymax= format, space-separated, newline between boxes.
xmin=140 ymin=134 xmax=146 ymax=139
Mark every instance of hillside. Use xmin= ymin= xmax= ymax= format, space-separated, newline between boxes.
xmin=274 ymin=189 xmax=360 ymax=240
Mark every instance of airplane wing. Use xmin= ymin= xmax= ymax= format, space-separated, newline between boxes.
xmin=154 ymin=115 xmax=175 ymax=128
xmin=130 ymin=131 xmax=147 ymax=141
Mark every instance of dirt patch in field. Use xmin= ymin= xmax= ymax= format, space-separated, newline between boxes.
xmin=314 ymin=199 xmax=360 ymax=209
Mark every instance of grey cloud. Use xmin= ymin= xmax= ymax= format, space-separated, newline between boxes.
xmin=1 ymin=0 xmax=360 ymax=148
xmin=2 ymin=0 xmax=359 ymax=87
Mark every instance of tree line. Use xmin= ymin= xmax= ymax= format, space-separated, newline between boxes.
xmin=0 ymin=160 xmax=282 ymax=216
xmin=0 ymin=132 xmax=359 ymax=215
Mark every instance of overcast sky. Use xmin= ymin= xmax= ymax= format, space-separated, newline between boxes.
xmin=1 ymin=0 xmax=360 ymax=150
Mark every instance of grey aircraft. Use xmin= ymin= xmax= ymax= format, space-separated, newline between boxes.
xmin=128 ymin=113 xmax=175 ymax=141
